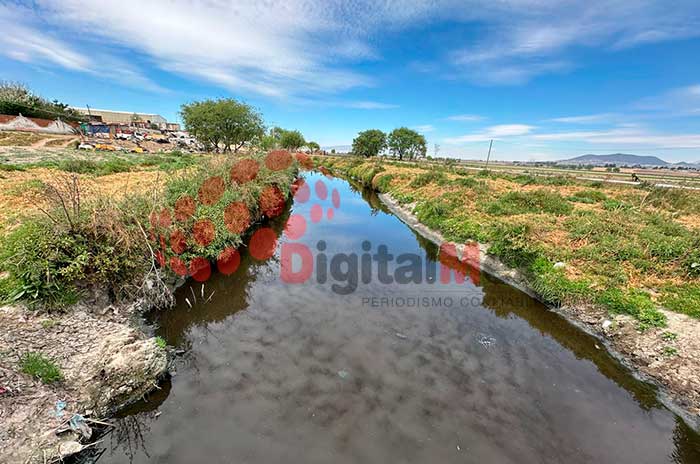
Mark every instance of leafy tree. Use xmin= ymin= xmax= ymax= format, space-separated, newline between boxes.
xmin=306 ymin=141 xmax=320 ymax=152
xmin=0 ymin=81 xmax=84 ymax=122
xmin=387 ymin=127 xmax=427 ymax=160
xmin=352 ymin=129 xmax=386 ymax=157
xmin=279 ymin=130 xmax=305 ymax=150
xmin=181 ymin=98 xmax=264 ymax=153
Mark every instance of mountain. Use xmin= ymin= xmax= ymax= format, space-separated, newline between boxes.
xmin=558 ymin=153 xmax=669 ymax=166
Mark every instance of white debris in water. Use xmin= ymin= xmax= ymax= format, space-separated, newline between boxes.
xmin=337 ymin=370 xmax=349 ymax=379
xmin=477 ymin=334 xmax=496 ymax=348
xmin=395 ymin=332 xmax=407 ymax=340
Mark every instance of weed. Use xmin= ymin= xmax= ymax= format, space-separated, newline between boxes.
xmin=661 ymin=331 xmax=678 ymax=342
xmin=40 ymin=319 xmax=58 ymax=329
xmin=485 ymin=190 xmax=572 ymax=216
xmin=568 ymin=189 xmax=608 ymax=203
xmin=0 ymin=163 xmax=25 ymax=171
xmin=597 ymin=288 xmax=666 ymax=328
xmin=529 ymin=257 xmax=592 ymax=306
xmin=487 ymin=222 xmax=542 ymax=268
xmin=155 ymin=336 xmax=167 ymax=349
xmin=661 ymin=284 xmax=700 ymax=319
xmin=662 ymin=346 xmax=678 ymax=357
xmin=410 ymin=170 xmax=448 ymax=188
xmin=20 ymin=352 xmax=63 ymax=384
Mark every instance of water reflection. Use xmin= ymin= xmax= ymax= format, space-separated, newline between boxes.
xmin=95 ymin=172 xmax=699 ymax=464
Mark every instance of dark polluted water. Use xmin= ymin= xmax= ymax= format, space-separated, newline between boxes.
xmin=96 ymin=172 xmax=699 ymax=464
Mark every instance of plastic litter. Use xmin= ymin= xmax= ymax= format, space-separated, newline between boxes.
xmin=69 ymin=414 xmax=93 ymax=440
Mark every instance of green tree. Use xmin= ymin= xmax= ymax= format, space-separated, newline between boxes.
xmin=279 ymin=130 xmax=305 ymax=150
xmin=181 ymin=98 xmax=264 ymax=153
xmin=306 ymin=141 xmax=320 ymax=152
xmin=0 ymin=81 xmax=84 ymax=122
xmin=387 ymin=127 xmax=427 ymax=160
xmin=352 ymin=129 xmax=386 ymax=157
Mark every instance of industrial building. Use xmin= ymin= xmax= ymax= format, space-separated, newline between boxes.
xmin=70 ymin=107 xmax=179 ymax=130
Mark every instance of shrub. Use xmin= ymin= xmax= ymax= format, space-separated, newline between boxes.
xmin=485 ymin=190 xmax=572 ymax=216
xmin=414 ymin=200 xmax=450 ymax=230
xmin=20 ymin=352 xmax=63 ymax=384
xmin=155 ymin=336 xmax=167 ymax=349
xmin=374 ymin=174 xmax=394 ymax=192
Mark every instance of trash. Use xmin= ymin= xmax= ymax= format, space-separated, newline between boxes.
xmin=477 ymin=334 xmax=496 ymax=348
xmin=0 ymin=386 xmax=7 ymax=396
xmin=337 ymin=370 xmax=349 ymax=379
xmin=69 ymin=414 xmax=93 ymax=440
xmin=54 ymin=400 xmax=67 ymax=418
xmin=553 ymin=262 xmax=566 ymax=270
xmin=602 ymin=320 xmax=612 ymax=330
xmin=395 ymin=332 xmax=407 ymax=340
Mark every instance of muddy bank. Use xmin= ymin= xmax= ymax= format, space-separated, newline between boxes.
xmin=0 ymin=298 xmax=168 ymax=464
xmin=377 ymin=192 xmax=700 ymax=427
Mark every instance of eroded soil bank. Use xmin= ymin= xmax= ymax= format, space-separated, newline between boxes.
xmin=0 ymin=296 xmax=168 ymax=463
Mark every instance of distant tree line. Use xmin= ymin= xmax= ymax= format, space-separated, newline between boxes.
xmin=0 ymin=81 xmax=85 ymax=122
xmin=351 ymin=127 xmax=426 ymax=159
xmin=180 ymin=98 xmax=320 ymax=153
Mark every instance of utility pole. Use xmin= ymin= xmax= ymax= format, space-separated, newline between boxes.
xmin=485 ymin=139 xmax=493 ymax=171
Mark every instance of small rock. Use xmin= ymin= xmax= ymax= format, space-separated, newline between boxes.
xmin=602 ymin=320 xmax=612 ymax=330
xmin=58 ymin=441 xmax=83 ymax=458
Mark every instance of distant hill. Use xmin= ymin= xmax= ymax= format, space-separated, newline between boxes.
xmin=558 ymin=153 xmax=669 ymax=166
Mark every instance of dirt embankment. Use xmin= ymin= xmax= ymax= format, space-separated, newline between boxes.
xmin=0 ymin=296 xmax=168 ymax=464
xmin=378 ymin=192 xmax=700 ymax=426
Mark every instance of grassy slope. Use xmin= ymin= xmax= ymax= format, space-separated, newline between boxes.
xmin=316 ymin=156 xmax=700 ymax=328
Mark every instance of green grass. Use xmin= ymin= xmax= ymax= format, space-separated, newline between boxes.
xmin=484 ymin=190 xmax=573 ymax=216
xmin=20 ymin=352 xmax=63 ymax=384
xmin=568 ymin=189 xmax=608 ymax=204
xmin=598 ymin=288 xmax=667 ymax=329
xmin=661 ymin=284 xmax=700 ymax=319
xmin=409 ymin=170 xmax=448 ymax=188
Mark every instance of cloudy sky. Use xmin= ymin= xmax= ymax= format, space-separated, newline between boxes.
xmin=2 ymin=0 xmax=700 ymax=161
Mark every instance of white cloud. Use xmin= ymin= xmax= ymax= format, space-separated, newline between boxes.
xmin=412 ymin=124 xmax=434 ymax=132
xmin=532 ymin=127 xmax=700 ymax=149
xmin=549 ymin=113 xmax=618 ymax=124
xmin=446 ymin=1 xmax=700 ymax=85
xmin=635 ymin=84 xmax=700 ymax=117
xmin=445 ymin=124 xmax=534 ymax=143
xmin=445 ymin=114 xmax=484 ymax=122
xmin=344 ymin=101 xmax=399 ymax=110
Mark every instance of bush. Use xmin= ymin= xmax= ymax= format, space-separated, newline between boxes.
xmin=20 ymin=352 xmax=63 ymax=384
xmin=485 ymin=190 xmax=572 ymax=216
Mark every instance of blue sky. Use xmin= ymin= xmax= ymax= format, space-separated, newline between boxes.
xmin=1 ymin=0 xmax=700 ymax=162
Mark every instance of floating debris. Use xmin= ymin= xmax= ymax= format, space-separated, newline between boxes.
xmin=477 ymin=334 xmax=497 ymax=348
xmin=337 ymin=370 xmax=350 ymax=379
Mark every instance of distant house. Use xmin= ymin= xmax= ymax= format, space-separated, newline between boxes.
xmin=0 ymin=114 xmax=78 ymax=134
